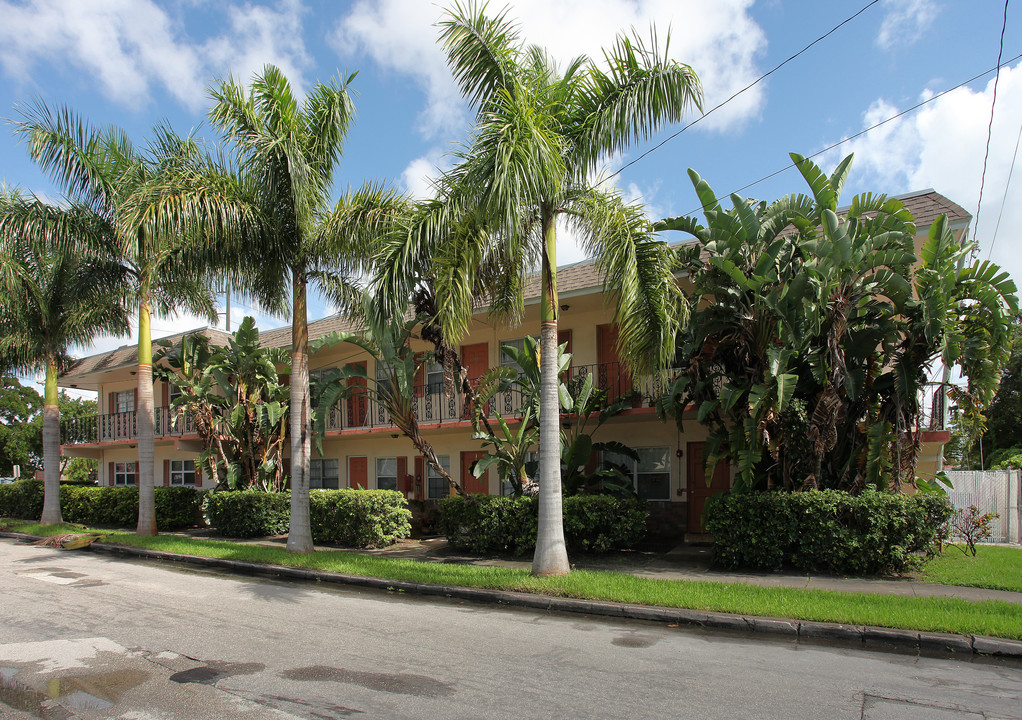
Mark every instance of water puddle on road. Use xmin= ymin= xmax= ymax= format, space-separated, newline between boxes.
xmin=169 ymin=661 xmax=265 ymax=686
xmin=0 ymin=665 xmax=147 ymax=718
xmin=282 ymin=665 xmax=455 ymax=698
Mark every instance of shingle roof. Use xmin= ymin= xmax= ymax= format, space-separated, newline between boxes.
xmin=62 ymin=327 xmax=235 ymax=381
xmin=60 ymin=189 xmax=969 ymax=383
xmin=893 ymin=188 xmax=971 ymax=229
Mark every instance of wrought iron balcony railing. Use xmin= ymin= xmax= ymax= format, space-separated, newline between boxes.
xmin=61 ymin=362 xmax=667 ymax=444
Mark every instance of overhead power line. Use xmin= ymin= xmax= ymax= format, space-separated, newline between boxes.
xmin=974 ymin=0 xmax=1011 ymax=253
xmin=609 ymin=0 xmax=882 ymax=180
xmin=683 ymin=51 xmax=1022 ymax=216
xmin=986 ymin=116 xmax=1022 ymax=260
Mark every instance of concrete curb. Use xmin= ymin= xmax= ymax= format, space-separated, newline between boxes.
xmin=4 ymin=531 xmax=1021 ymax=663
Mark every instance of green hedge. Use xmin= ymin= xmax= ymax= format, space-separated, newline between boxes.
xmin=439 ymin=495 xmax=648 ymax=556
xmin=203 ymin=489 xmax=411 ymax=548
xmin=706 ymin=489 xmax=954 ymax=574
xmin=203 ymin=490 xmax=290 ymax=538
xmin=0 ymin=479 xmax=203 ymax=531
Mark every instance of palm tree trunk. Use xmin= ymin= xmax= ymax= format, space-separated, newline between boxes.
xmin=136 ymin=302 xmax=157 ymax=536
xmin=286 ymin=272 xmax=314 ymax=553
xmin=532 ymin=209 xmax=570 ymax=576
xmin=40 ymin=359 xmax=63 ymax=524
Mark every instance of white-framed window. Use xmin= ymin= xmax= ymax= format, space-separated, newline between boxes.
xmin=499 ymin=338 xmax=527 ymax=374
xmin=170 ymin=459 xmax=195 ymax=486
xmin=426 ymin=455 xmax=451 ymax=499
xmin=310 ymin=458 xmax=340 ymax=489
xmin=115 ymin=390 xmax=133 ymax=414
xmin=167 ymin=383 xmax=183 ymax=405
xmin=375 ymin=360 xmax=394 ymax=402
xmin=114 ymin=461 xmax=137 ymax=486
xmin=425 ymin=361 xmax=444 ymax=395
xmin=376 ymin=457 xmax=398 ymax=491
xmin=603 ymin=447 xmax=671 ymax=501
xmin=309 ymin=367 xmax=333 ymax=410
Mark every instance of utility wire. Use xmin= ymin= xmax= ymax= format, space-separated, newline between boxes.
xmin=681 ymin=51 xmax=1022 ymax=216
xmin=609 ymin=0 xmax=881 ymax=180
xmin=987 ymin=116 xmax=1022 ymax=260
xmin=973 ymin=0 xmax=1011 ymax=254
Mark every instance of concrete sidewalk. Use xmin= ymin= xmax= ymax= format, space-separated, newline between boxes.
xmin=336 ymin=535 xmax=1022 ymax=606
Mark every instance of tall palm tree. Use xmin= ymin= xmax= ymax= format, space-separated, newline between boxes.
xmin=204 ymin=66 xmax=408 ymax=553
xmin=0 ymin=190 xmax=128 ymax=523
xmin=377 ymin=2 xmax=702 ymax=575
xmin=10 ymin=106 xmax=219 ymax=535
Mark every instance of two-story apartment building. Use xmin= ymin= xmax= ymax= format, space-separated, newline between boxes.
xmin=59 ymin=189 xmax=968 ymax=537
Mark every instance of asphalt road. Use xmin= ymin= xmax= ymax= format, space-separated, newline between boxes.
xmin=1 ymin=538 xmax=1020 ymax=720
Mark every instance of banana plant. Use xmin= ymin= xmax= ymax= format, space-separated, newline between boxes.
xmin=154 ymin=316 xmax=290 ymax=491
xmin=658 ymin=152 xmax=1017 ymax=492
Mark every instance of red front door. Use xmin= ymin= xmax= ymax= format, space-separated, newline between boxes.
xmin=461 ymin=450 xmax=490 ymax=495
xmin=597 ymin=324 xmax=632 ymax=402
xmin=687 ymin=442 xmax=731 ymax=533
xmin=348 ymin=456 xmax=368 ymax=490
xmin=346 ymin=361 xmax=368 ymax=427
xmin=460 ymin=342 xmax=488 ymax=419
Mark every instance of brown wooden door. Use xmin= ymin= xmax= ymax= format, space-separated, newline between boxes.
xmin=687 ymin=442 xmax=731 ymax=532
xmin=461 ymin=450 xmax=490 ymax=495
xmin=348 ymin=456 xmax=368 ymax=489
xmin=596 ymin=324 xmax=631 ymax=402
xmin=346 ymin=361 xmax=368 ymax=427
xmin=460 ymin=342 xmax=488 ymax=419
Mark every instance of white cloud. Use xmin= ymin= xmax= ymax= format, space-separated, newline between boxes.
xmin=400 ymin=151 xmax=450 ymax=200
xmin=877 ymin=0 xmax=938 ymax=51
xmin=820 ymin=61 xmax=1022 ymax=287
xmin=331 ymin=0 xmax=766 ymax=138
xmin=0 ymin=0 xmax=312 ymax=112
xmin=203 ymin=0 xmax=312 ymax=96
xmin=0 ymin=0 xmax=206 ymax=110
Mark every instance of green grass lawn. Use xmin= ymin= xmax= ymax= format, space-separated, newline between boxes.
xmin=921 ymin=544 xmax=1022 ymax=593
xmin=3 ymin=520 xmax=1021 ymax=641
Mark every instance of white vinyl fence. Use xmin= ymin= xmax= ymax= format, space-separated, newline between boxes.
xmin=944 ymin=469 xmax=1021 ymax=545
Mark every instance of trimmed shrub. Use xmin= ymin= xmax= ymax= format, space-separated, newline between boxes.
xmin=706 ymin=489 xmax=954 ymax=574
xmin=309 ymin=490 xmax=411 ymax=547
xmin=0 ymin=479 xmax=44 ymax=520
xmin=203 ymin=489 xmax=412 ymax=547
xmin=0 ymin=479 xmax=203 ymax=531
xmin=203 ymin=490 xmax=290 ymax=538
xmin=439 ymin=494 xmax=648 ymax=556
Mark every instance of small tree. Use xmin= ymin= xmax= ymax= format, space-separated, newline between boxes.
xmin=471 ymin=338 xmax=636 ymax=497
xmin=311 ymin=303 xmax=465 ymax=497
xmin=155 ymin=317 xmax=290 ymax=491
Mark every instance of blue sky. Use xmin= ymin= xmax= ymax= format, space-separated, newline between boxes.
xmin=1 ymin=0 xmax=1020 ymax=388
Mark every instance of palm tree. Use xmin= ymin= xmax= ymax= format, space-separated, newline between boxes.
xmin=205 ymin=66 xmax=408 ymax=553
xmin=10 ymin=105 xmax=219 ymax=535
xmin=0 ymin=190 xmax=128 ymax=523
xmin=377 ymin=2 xmax=702 ymax=575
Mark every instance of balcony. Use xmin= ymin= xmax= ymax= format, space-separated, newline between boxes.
xmin=322 ymin=361 xmax=667 ymax=432
xmin=61 ymin=406 xmax=197 ymax=445
xmin=61 ymin=362 xmax=668 ymax=445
